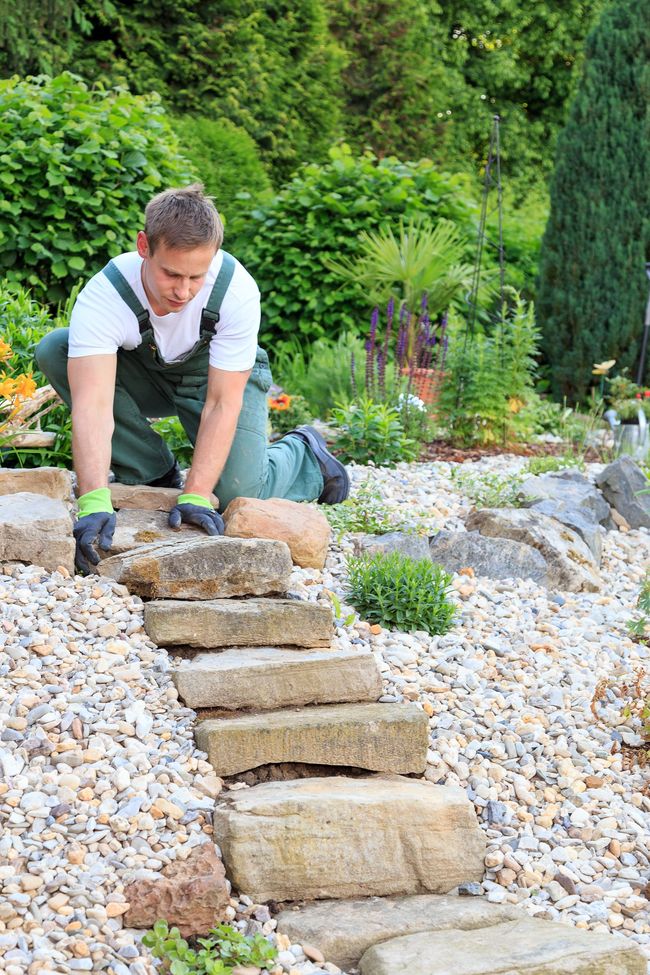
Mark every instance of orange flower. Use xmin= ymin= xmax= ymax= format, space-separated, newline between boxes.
xmin=0 ymin=374 xmax=18 ymax=399
xmin=268 ymin=393 xmax=293 ymax=411
xmin=12 ymin=373 xmax=37 ymax=400
xmin=0 ymin=340 xmax=12 ymax=362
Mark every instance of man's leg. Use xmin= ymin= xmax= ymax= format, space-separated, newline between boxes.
xmin=35 ymin=329 xmax=178 ymax=484
xmin=174 ymin=349 xmax=324 ymax=511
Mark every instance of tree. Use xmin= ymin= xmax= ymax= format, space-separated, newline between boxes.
xmin=536 ymin=0 xmax=650 ymax=400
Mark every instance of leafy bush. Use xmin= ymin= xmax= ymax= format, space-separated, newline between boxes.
xmin=525 ymin=454 xmax=585 ymax=475
xmin=236 ymin=145 xmax=479 ymax=346
xmin=325 ymin=478 xmax=411 ymax=538
xmin=345 ymin=550 xmax=457 ymax=635
xmin=267 ymin=393 xmax=313 ymax=436
xmin=0 ymin=72 xmax=194 ymax=304
xmin=142 ymin=919 xmax=277 ymax=975
xmin=330 ymin=397 xmax=417 ymax=467
xmin=150 ymin=417 xmax=194 ymax=470
xmin=270 ymin=332 xmax=366 ymax=418
xmin=174 ymin=115 xmax=272 ymax=232
xmin=450 ymin=469 xmax=527 ymax=508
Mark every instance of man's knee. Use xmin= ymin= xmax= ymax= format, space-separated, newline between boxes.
xmin=35 ymin=328 xmax=69 ymax=382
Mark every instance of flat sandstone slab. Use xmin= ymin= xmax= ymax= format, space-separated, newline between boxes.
xmin=197 ymin=702 xmax=428 ymax=777
xmin=100 ymin=508 xmax=202 ymax=558
xmin=276 ymin=895 xmax=520 ymax=971
xmin=358 ymin=917 xmax=646 ymax=975
xmin=172 ymin=646 xmax=382 ymax=710
xmin=108 ymin=483 xmax=219 ymax=512
xmin=144 ymin=597 xmax=332 ymax=648
xmin=0 ymin=492 xmax=75 ymax=574
xmin=213 ymin=775 xmax=485 ymax=902
xmin=0 ymin=467 xmax=72 ymax=502
xmin=98 ymin=536 xmax=292 ymax=599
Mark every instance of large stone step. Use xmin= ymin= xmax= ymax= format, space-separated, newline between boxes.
xmin=195 ymin=702 xmax=428 ymax=777
xmin=275 ymin=895 xmax=520 ymax=972
xmin=144 ymin=596 xmax=332 ymax=649
xmin=172 ymin=646 xmax=382 ymax=710
xmin=98 ymin=535 xmax=292 ymax=599
xmin=358 ymin=917 xmax=646 ymax=975
xmin=213 ymin=775 xmax=485 ymax=902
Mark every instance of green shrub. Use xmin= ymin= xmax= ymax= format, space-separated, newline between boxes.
xmin=330 ymin=397 xmax=417 ymax=467
xmin=525 ymin=454 xmax=585 ymax=475
xmin=325 ymin=478 xmax=411 ymax=538
xmin=267 ymin=393 xmax=313 ymax=436
xmin=450 ymin=469 xmax=527 ymax=508
xmin=142 ymin=919 xmax=277 ymax=975
xmin=174 ymin=115 xmax=272 ymax=233
xmin=236 ymin=145 xmax=479 ymax=346
xmin=150 ymin=417 xmax=194 ymax=470
xmin=345 ymin=550 xmax=457 ymax=635
xmin=0 ymin=72 xmax=194 ymax=304
xmin=270 ymin=332 xmax=367 ymax=418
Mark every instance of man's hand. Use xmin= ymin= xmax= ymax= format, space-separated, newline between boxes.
xmin=74 ymin=488 xmax=116 ymax=574
xmin=169 ymin=493 xmax=224 ymax=536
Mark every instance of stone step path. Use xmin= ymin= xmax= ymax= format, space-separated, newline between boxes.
xmin=171 ymin=645 xmax=382 ymax=710
xmin=195 ymin=702 xmax=428 ymax=776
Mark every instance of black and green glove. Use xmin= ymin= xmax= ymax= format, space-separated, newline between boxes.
xmin=169 ymin=493 xmax=224 ymax=536
xmin=73 ymin=488 xmax=116 ymax=574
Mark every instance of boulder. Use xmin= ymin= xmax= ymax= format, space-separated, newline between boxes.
xmin=523 ymin=498 xmax=603 ymax=562
xmin=275 ymin=895 xmax=520 ymax=971
xmin=518 ymin=469 xmax=611 ymax=524
xmin=465 ymin=508 xmax=600 ymax=592
xmin=144 ymin=597 xmax=332 ymax=648
xmin=97 ymin=536 xmax=292 ymax=599
xmin=100 ymin=508 xmax=202 ymax=558
xmin=213 ymin=775 xmax=485 ymax=902
xmin=595 ymin=456 xmax=650 ymax=529
xmin=0 ymin=492 xmax=75 ymax=574
xmin=108 ymin=483 xmax=219 ymax=512
xmin=0 ymin=467 xmax=72 ymax=502
xmin=223 ymin=497 xmax=331 ymax=569
xmin=196 ymin=702 xmax=428 ymax=777
xmin=428 ymin=531 xmax=548 ymax=585
xmin=123 ymin=843 xmax=229 ymax=937
xmin=353 ymin=531 xmax=431 ymax=561
xmin=172 ymin=646 xmax=382 ymax=710
xmin=359 ymin=917 xmax=646 ymax=975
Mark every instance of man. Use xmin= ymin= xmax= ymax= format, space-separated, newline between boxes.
xmin=36 ymin=184 xmax=349 ymax=573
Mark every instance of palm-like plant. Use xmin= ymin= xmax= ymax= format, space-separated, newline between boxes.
xmin=326 ymin=216 xmax=476 ymax=362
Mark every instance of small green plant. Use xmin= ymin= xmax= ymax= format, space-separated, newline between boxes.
xmin=267 ymin=392 xmax=313 ymax=436
xmin=628 ymin=573 xmax=650 ymax=640
xmin=450 ymin=469 xmax=527 ymax=508
xmin=345 ymin=550 xmax=457 ymax=636
xmin=330 ymin=397 xmax=417 ymax=467
xmin=150 ymin=417 xmax=194 ymax=470
xmin=326 ymin=589 xmax=356 ymax=627
xmin=325 ymin=478 xmax=411 ymax=538
xmin=524 ymin=453 xmax=585 ymax=475
xmin=142 ymin=919 xmax=277 ymax=975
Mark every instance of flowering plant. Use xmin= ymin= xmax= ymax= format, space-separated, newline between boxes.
xmin=606 ymin=371 xmax=650 ymax=421
xmin=267 ymin=391 xmax=313 ymax=436
xmin=0 ymin=340 xmax=37 ymax=441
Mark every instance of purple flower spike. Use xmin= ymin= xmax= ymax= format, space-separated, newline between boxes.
xmin=387 ymin=296 xmax=395 ymax=321
xmin=421 ymin=292 xmax=429 ymax=312
xmin=370 ymin=306 xmax=379 ymax=340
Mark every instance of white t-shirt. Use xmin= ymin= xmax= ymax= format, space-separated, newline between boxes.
xmin=68 ymin=250 xmax=261 ymax=371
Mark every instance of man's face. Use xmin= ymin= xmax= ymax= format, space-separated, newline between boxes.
xmin=136 ymin=231 xmax=217 ymax=316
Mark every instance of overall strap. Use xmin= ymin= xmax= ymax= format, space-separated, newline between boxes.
xmin=102 ymin=261 xmax=151 ymax=334
xmin=200 ymin=251 xmax=236 ymax=335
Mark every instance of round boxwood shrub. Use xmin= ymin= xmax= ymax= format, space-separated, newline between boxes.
xmin=0 ymin=72 xmax=194 ymax=304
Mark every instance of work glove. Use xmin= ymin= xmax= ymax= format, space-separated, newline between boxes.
xmin=169 ymin=493 xmax=225 ymax=536
xmin=73 ymin=488 xmax=116 ymax=574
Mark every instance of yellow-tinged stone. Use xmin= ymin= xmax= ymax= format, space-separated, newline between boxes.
xmin=106 ymin=901 xmax=130 ymax=918
xmin=68 ymin=847 xmax=85 ymax=865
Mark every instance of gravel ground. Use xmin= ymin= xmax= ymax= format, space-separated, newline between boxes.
xmin=0 ymin=455 xmax=648 ymax=974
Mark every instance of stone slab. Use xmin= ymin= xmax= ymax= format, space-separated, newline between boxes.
xmin=466 ymin=507 xmax=600 ymax=592
xmin=353 ymin=531 xmax=431 ymax=561
xmin=144 ymin=597 xmax=332 ymax=648
xmin=359 ymin=917 xmax=646 ymax=975
xmin=108 ymin=483 xmax=219 ymax=512
xmin=196 ymin=702 xmax=428 ymax=776
xmin=213 ymin=775 xmax=485 ymax=902
xmin=99 ymin=508 xmax=202 ymax=558
xmin=223 ymin=496 xmax=331 ymax=569
xmin=0 ymin=492 xmax=75 ymax=574
xmin=276 ymin=895 xmax=520 ymax=970
xmin=596 ymin=456 xmax=650 ymax=529
xmin=97 ymin=535 xmax=292 ymax=599
xmin=429 ymin=530 xmax=548 ymax=585
xmin=172 ymin=646 xmax=382 ymax=710
xmin=0 ymin=467 xmax=72 ymax=501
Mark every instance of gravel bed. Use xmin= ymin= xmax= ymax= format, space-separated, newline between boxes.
xmin=0 ymin=455 xmax=648 ymax=974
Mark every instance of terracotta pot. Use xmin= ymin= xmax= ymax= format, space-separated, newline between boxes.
xmin=400 ymin=367 xmax=444 ymax=406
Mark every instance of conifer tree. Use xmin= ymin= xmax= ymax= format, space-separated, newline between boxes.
xmin=536 ymin=0 xmax=650 ymax=400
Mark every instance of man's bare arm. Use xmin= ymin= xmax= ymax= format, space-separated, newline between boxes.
xmin=184 ymin=366 xmax=251 ymax=498
xmin=68 ymin=355 xmax=117 ymax=496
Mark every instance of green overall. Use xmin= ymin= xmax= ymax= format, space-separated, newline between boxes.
xmin=35 ymin=251 xmax=323 ymax=510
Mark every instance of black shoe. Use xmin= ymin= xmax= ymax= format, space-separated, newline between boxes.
xmin=146 ymin=459 xmax=184 ymax=489
xmin=286 ymin=425 xmax=350 ymax=504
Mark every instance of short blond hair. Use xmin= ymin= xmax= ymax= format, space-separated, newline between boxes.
xmin=144 ymin=184 xmax=223 ymax=252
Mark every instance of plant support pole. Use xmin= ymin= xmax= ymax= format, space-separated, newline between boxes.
xmin=635 ymin=262 xmax=650 ymax=386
